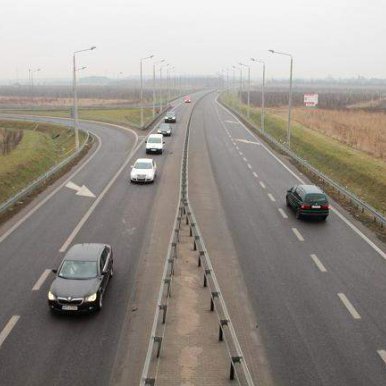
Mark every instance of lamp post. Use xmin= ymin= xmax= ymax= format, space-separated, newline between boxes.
xmin=73 ymin=46 xmax=96 ymax=150
xmin=268 ymin=49 xmax=293 ymax=147
xmin=251 ymin=58 xmax=266 ymax=132
xmin=152 ymin=59 xmax=164 ymax=117
xmin=140 ymin=54 xmax=154 ymax=128
xmin=167 ymin=66 xmax=174 ymax=102
xmin=159 ymin=63 xmax=169 ymax=112
xmin=239 ymin=62 xmax=251 ymax=118
xmin=232 ymin=65 xmax=242 ymax=104
xmin=29 ymin=68 xmax=41 ymax=103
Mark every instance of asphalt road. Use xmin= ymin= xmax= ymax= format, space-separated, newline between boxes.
xmin=188 ymin=92 xmax=386 ymax=385
xmin=0 ymin=101 xmax=192 ymax=385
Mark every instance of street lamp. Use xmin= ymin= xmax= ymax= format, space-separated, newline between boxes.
xmin=159 ymin=63 xmax=169 ymax=112
xmin=29 ymin=68 xmax=41 ymax=103
xmin=268 ymin=49 xmax=293 ymax=147
xmin=153 ymin=59 xmax=164 ymax=117
xmin=140 ymin=54 xmax=154 ymax=128
xmin=239 ymin=62 xmax=251 ymax=118
xmin=73 ymin=46 xmax=96 ymax=150
xmin=232 ymin=65 xmax=242 ymax=104
xmin=251 ymin=58 xmax=266 ymax=132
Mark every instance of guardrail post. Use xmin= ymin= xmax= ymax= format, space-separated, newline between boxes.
xmin=190 ymin=223 xmax=195 ymax=237
xmin=171 ymin=242 xmax=177 ymax=259
xmin=210 ymin=291 xmax=219 ymax=311
xmin=174 ymin=228 xmax=179 ymax=242
xmin=230 ymin=356 xmax=242 ymax=380
xmin=203 ymin=268 xmax=211 ymax=287
xmin=164 ymin=277 xmax=172 ymax=297
xmin=193 ymin=235 xmax=199 ymax=250
xmin=144 ymin=378 xmax=155 ymax=385
xmin=168 ymin=258 xmax=175 ymax=276
xmin=154 ymin=336 xmax=163 ymax=358
xmin=218 ymin=320 xmax=228 ymax=341
xmin=159 ymin=304 xmax=168 ymax=324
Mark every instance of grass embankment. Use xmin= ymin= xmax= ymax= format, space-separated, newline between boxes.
xmin=2 ymin=108 xmax=154 ymax=128
xmin=0 ymin=120 xmax=86 ymax=204
xmin=221 ymin=94 xmax=386 ymax=217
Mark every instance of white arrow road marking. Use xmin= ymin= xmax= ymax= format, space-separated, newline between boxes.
xmin=65 ymin=181 xmax=96 ymax=198
xmin=0 ymin=316 xmax=20 ymax=348
xmin=236 ymin=138 xmax=260 ymax=145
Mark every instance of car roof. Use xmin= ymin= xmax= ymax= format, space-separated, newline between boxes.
xmin=135 ymin=158 xmax=153 ymax=163
xmin=64 ymin=243 xmax=106 ymax=261
xmin=298 ymin=184 xmax=324 ymax=194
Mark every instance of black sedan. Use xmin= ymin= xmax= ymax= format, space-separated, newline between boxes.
xmin=48 ymin=243 xmax=113 ymax=313
xmin=157 ymin=123 xmax=172 ymax=136
xmin=286 ymin=184 xmax=329 ymax=220
xmin=164 ymin=112 xmax=176 ymax=123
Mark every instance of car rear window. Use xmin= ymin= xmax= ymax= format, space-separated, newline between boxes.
xmin=305 ymin=193 xmax=327 ymax=203
xmin=148 ymin=137 xmax=161 ymax=143
xmin=135 ymin=162 xmax=152 ymax=169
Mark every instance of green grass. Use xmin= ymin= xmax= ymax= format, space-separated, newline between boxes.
xmin=0 ymin=120 xmax=86 ymax=204
xmin=221 ymin=93 xmax=386 ymax=215
xmin=2 ymin=107 xmax=154 ymax=128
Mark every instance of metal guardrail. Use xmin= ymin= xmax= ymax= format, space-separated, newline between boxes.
xmin=140 ymin=93 xmax=255 ymax=385
xmin=0 ymin=129 xmax=91 ymax=216
xmin=219 ymin=98 xmax=386 ymax=229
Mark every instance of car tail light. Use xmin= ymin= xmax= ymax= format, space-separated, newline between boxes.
xmin=300 ymin=204 xmax=311 ymax=209
xmin=321 ymin=204 xmax=329 ymax=210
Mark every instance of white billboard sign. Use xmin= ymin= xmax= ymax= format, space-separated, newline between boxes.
xmin=304 ymin=93 xmax=319 ymax=107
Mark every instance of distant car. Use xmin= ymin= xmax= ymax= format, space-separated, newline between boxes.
xmin=48 ymin=243 xmax=113 ymax=313
xmin=164 ymin=111 xmax=176 ymax=123
xmin=157 ymin=123 xmax=172 ymax=136
xmin=184 ymin=96 xmax=191 ymax=103
xmin=130 ymin=158 xmax=157 ymax=183
xmin=145 ymin=133 xmax=165 ymax=154
xmin=286 ymin=184 xmax=329 ymax=220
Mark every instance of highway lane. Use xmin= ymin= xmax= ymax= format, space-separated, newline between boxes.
xmin=188 ymin=93 xmax=386 ymax=385
xmin=0 ymin=101 xmax=191 ymax=385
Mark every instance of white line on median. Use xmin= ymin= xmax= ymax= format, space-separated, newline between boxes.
xmin=310 ymin=254 xmax=327 ymax=272
xmin=292 ymin=228 xmax=304 ymax=241
xmin=377 ymin=350 xmax=386 ymax=365
xmin=0 ymin=316 xmax=20 ymax=348
xmin=278 ymin=208 xmax=288 ymax=219
xmin=253 ymin=172 xmax=258 ymax=178
xmin=259 ymin=181 xmax=266 ymax=189
xmin=338 ymin=293 xmax=361 ymax=319
xmin=32 ymin=269 xmax=52 ymax=291
xmin=268 ymin=193 xmax=276 ymax=202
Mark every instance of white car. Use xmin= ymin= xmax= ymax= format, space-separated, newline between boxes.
xmin=130 ymin=158 xmax=157 ymax=183
xmin=145 ymin=133 xmax=165 ymax=154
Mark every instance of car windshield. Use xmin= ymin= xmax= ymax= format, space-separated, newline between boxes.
xmin=134 ymin=162 xmax=152 ymax=169
xmin=305 ymin=193 xmax=327 ymax=203
xmin=58 ymin=260 xmax=98 ymax=279
xmin=148 ymin=137 xmax=161 ymax=143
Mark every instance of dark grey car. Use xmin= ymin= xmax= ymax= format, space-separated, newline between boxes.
xmin=48 ymin=243 xmax=113 ymax=313
xmin=157 ymin=123 xmax=172 ymax=136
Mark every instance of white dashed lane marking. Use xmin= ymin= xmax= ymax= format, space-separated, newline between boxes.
xmin=32 ymin=269 xmax=52 ymax=291
xmin=247 ymin=164 xmax=252 ymax=169
xmin=338 ymin=293 xmax=361 ymax=320
xmin=377 ymin=350 xmax=386 ymax=365
xmin=253 ymin=172 xmax=258 ymax=178
xmin=259 ymin=181 xmax=266 ymax=189
xmin=292 ymin=228 xmax=304 ymax=241
xmin=268 ymin=193 xmax=276 ymax=202
xmin=278 ymin=208 xmax=288 ymax=219
xmin=310 ymin=254 xmax=327 ymax=272
xmin=0 ymin=316 xmax=20 ymax=348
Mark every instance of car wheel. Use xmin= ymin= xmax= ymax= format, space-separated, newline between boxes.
xmin=321 ymin=215 xmax=327 ymax=221
xmin=97 ymin=293 xmax=103 ymax=311
xmin=295 ymin=208 xmax=302 ymax=219
xmin=110 ymin=265 xmax=114 ymax=278
xmin=286 ymin=196 xmax=290 ymax=207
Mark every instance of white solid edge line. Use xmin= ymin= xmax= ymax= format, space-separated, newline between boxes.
xmin=253 ymin=172 xmax=258 ymax=178
xmin=377 ymin=350 xmax=386 ymax=365
xmin=0 ymin=315 xmax=20 ymax=348
xmin=259 ymin=181 xmax=266 ymax=189
xmin=32 ymin=269 xmax=52 ymax=291
xmin=59 ymin=135 xmax=143 ymax=253
xmin=310 ymin=254 xmax=327 ymax=272
xmin=278 ymin=208 xmax=288 ymax=219
xmin=268 ymin=193 xmax=276 ymax=202
xmin=338 ymin=293 xmax=361 ymax=319
xmin=292 ymin=228 xmax=305 ymax=241
xmin=214 ymin=97 xmax=386 ymax=261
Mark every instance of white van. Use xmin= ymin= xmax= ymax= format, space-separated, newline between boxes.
xmin=145 ymin=134 xmax=165 ymax=154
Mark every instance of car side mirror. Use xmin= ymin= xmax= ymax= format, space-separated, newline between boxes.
xmin=163 ymin=141 xmax=165 ymax=144
xmin=52 ymin=269 xmax=57 ymax=274
xmin=145 ymin=140 xmax=147 ymax=143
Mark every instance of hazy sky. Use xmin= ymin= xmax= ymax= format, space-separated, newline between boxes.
xmin=1 ymin=0 xmax=385 ymax=81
